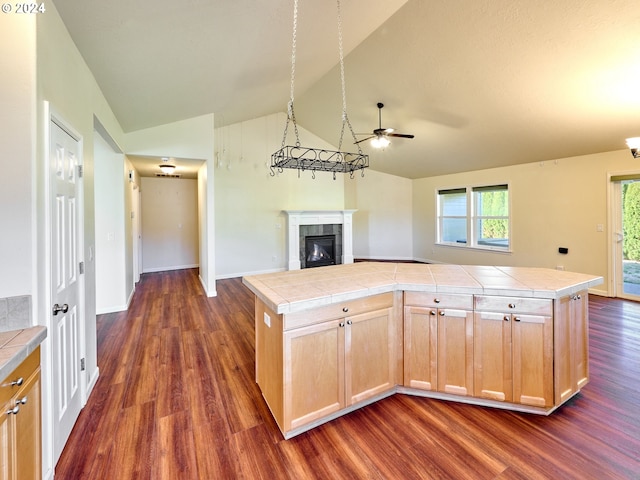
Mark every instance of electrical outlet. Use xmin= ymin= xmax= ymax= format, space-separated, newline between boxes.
xmin=263 ymin=312 xmax=271 ymax=327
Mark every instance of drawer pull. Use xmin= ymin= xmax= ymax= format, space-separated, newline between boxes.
xmin=16 ymin=396 xmax=27 ymax=405
xmin=514 ymin=317 xmax=521 ymax=322
xmin=508 ymin=303 xmax=516 ymax=309
xmin=439 ymin=311 xmax=446 ymax=316
xmin=10 ymin=377 xmax=24 ymax=387
xmin=504 ymin=316 xmax=510 ymax=321
xmin=339 ymin=322 xmax=345 ymax=328
xmin=6 ymin=405 xmax=19 ymax=415
xmin=430 ymin=310 xmax=437 ymax=316
xmin=434 ymin=298 xmax=440 ymax=304
xmin=342 ymin=307 xmax=349 ymax=313
xmin=346 ymin=320 xmax=353 ymax=325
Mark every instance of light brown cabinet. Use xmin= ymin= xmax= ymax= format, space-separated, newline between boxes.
xmin=0 ymin=348 xmax=41 ymax=480
xmin=473 ymin=297 xmax=554 ymax=408
xmin=404 ymin=293 xmax=473 ymax=396
xmin=252 ymin=281 xmax=594 ymax=438
xmin=256 ymin=292 xmax=401 ymax=438
xmin=554 ymin=291 xmax=589 ymax=404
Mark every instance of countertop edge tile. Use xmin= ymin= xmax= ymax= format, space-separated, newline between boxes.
xmin=243 ymin=263 xmax=604 ymax=313
xmin=0 ymin=326 xmax=47 ymax=382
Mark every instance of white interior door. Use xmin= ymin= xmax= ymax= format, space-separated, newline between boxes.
xmin=50 ymin=118 xmax=84 ymax=462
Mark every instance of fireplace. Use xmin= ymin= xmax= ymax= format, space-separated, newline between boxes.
xmin=304 ymin=235 xmax=336 ymax=268
xmin=283 ymin=210 xmax=356 ymax=270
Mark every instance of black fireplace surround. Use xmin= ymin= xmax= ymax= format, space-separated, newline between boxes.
xmin=304 ymin=235 xmax=336 ymax=268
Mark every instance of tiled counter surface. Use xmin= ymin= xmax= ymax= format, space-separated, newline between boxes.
xmin=243 ymin=263 xmax=604 ymax=315
xmin=0 ymin=326 xmax=47 ymax=381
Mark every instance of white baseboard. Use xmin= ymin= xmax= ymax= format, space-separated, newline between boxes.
xmin=142 ymin=263 xmax=199 ymax=273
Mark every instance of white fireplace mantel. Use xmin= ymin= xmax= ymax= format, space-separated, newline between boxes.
xmin=283 ymin=210 xmax=356 ymax=270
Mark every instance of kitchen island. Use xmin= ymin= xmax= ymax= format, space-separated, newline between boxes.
xmin=243 ymin=263 xmax=603 ymax=439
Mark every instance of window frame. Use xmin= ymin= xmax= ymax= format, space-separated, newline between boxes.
xmin=436 ymin=183 xmax=511 ymax=252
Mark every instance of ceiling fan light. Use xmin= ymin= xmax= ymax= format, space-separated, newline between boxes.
xmin=371 ymin=136 xmax=390 ymax=149
xmin=626 ymin=137 xmax=640 ymax=158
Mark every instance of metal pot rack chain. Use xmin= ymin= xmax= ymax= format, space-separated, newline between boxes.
xmin=270 ymin=0 xmax=369 ymax=180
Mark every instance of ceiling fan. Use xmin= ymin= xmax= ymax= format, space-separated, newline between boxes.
xmin=355 ymin=102 xmax=415 ymax=147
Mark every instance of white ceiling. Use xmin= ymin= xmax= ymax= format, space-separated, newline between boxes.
xmin=53 ymin=0 xmax=640 ymax=179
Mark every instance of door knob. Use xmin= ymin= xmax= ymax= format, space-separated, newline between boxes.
xmin=52 ymin=303 xmax=69 ymax=316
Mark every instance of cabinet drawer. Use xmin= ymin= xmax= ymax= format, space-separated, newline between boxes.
xmin=404 ymin=292 xmax=473 ymax=310
xmin=0 ymin=348 xmax=40 ymax=405
xmin=284 ymin=292 xmax=394 ymax=330
xmin=474 ymin=295 xmax=552 ymax=316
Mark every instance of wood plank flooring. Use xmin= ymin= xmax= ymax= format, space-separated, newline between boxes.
xmin=55 ymin=269 xmax=640 ymax=479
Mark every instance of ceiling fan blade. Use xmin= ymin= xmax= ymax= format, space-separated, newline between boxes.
xmin=387 ymin=133 xmax=414 ymax=139
xmin=354 ymin=135 xmax=375 ymax=144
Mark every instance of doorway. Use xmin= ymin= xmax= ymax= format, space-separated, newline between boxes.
xmin=611 ymin=174 xmax=640 ymax=301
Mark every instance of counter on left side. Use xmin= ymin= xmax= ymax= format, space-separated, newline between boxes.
xmin=0 ymin=326 xmax=47 ymax=382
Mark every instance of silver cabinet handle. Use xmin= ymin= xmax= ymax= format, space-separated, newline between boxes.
xmin=10 ymin=377 xmax=24 ymax=387
xmin=504 ymin=316 xmax=510 ymax=321
xmin=6 ymin=405 xmax=19 ymax=415
xmin=346 ymin=320 xmax=352 ymax=325
xmin=439 ymin=311 xmax=445 ymax=316
xmin=342 ymin=307 xmax=349 ymax=313
xmin=16 ymin=396 xmax=27 ymax=405
xmin=339 ymin=322 xmax=345 ymax=327
xmin=508 ymin=303 xmax=516 ymax=309
xmin=434 ymin=298 xmax=440 ymax=304
xmin=514 ymin=317 xmax=521 ymax=322
xmin=430 ymin=310 xmax=437 ymax=316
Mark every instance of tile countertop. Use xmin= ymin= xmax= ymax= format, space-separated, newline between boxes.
xmin=242 ymin=263 xmax=604 ymax=315
xmin=0 ymin=326 xmax=47 ymax=382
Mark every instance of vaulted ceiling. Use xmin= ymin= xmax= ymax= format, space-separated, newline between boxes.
xmin=53 ymin=0 xmax=640 ymax=179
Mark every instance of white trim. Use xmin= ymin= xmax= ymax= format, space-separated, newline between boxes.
xmin=283 ymin=210 xmax=357 ymax=270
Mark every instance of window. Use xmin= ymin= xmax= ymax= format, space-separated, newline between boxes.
xmin=437 ymin=184 xmax=510 ymax=251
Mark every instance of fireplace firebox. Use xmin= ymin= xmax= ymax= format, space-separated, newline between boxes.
xmin=304 ymin=235 xmax=336 ymax=268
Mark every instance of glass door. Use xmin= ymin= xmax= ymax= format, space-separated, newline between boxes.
xmin=613 ymin=177 xmax=640 ymax=301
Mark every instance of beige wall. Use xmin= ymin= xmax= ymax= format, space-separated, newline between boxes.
xmin=214 ymin=113 xmax=346 ymax=278
xmin=141 ymin=177 xmax=199 ymax=272
xmin=413 ymin=149 xmax=638 ymax=294
xmin=349 ymin=169 xmax=413 ymax=260
xmin=0 ymin=14 xmax=35 ymax=298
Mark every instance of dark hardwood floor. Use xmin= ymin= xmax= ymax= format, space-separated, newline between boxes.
xmin=55 ymin=269 xmax=640 ymax=479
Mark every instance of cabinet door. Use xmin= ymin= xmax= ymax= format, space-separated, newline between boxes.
xmin=554 ymin=291 xmax=589 ymax=404
xmin=512 ymin=314 xmax=553 ymax=407
xmin=474 ymin=311 xmax=512 ymax=402
xmin=437 ymin=309 xmax=474 ymax=396
xmin=347 ymin=307 xmax=396 ymax=405
xmin=14 ymin=369 xmax=41 ymax=480
xmin=0 ymin=397 xmax=15 ymax=480
xmin=284 ymin=319 xmax=345 ymax=431
xmin=572 ymin=292 xmax=589 ymax=390
xmin=404 ymin=306 xmax=437 ymax=391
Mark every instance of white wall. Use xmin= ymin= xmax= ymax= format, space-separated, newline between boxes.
xmin=94 ymin=131 xmax=127 ymax=313
xmin=348 ymin=169 xmax=413 ymax=260
xmin=124 ymin=114 xmax=216 ymax=294
xmin=0 ymin=14 xmax=35 ymax=299
xmin=413 ymin=149 xmax=638 ymax=295
xmin=141 ymin=177 xmax=199 ymax=272
xmin=214 ymin=113 xmax=346 ymax=278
